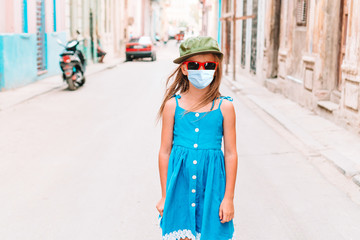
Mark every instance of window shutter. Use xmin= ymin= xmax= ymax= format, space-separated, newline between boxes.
xmin=296 ymin=0 xmax=308 ymax=26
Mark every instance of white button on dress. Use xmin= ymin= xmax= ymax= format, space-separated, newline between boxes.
xmin=192 ymin=175 xmax=197 ymax=180
xmin=193 ymin=160 xmax=197 ymax=165
xmin=192 ymin=189 xmax=196 ymax=193
xmin=194 ymin=143 xmax=198 ymax=148
xmin=191 ymin=203 xmax=196 ymax=207
xmin=195 ymin=128 xmax=199 ymax=132
xmin=195 ymin=113 xmax=199 ymax=117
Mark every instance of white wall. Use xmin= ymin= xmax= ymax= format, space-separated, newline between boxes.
xmin=207 ymin=0 xmax=219 ymax=39
xmin=28 ymin=1 xmax=37 ymax=34
xmin=13 ymin=0 xmax=22 ymax=33
xmin=127 ymin=0 xmax=143 ymax=37
xmin=45 ymin=0 xmax=54 ymax=33
xmin=0 ymin=0 xmax=6 ymax=32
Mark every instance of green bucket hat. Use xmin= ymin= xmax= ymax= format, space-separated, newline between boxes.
xmin=173 ymin=36 xmax=223 ymax=64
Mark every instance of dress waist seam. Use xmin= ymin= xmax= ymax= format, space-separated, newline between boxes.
xmin=172 ymin=144 xmax=222 ymax=151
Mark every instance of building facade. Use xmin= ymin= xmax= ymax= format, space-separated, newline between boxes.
xmin=150 ymin=0 xmax=170 ymax=43
xmin=0 ymin=0 xmax=66 ymax=90
xmin=220 ymin=0 xmax=266 ymax=82
xmin=201 ymin=0 xmax=221 ymax=41
xmin=0 ymin=0 xmax=154 ymax=91
xmin=66 ymin=0 xmax=149 ymax=62
xmin=65 ymin=0 xmax=127 ymax=62
xmin=263 ymin=0 xmax=360 ymax=132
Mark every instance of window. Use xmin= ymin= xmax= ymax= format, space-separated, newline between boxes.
xmin=296 ymin=0 xmax=308 ymax=26
xmin=241 ymin=0 xmax=247 ymax=67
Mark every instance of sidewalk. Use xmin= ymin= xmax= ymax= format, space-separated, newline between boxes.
xmin=224 ymin=73 xmax=360 ymax=187
xmin=0 ymin=57 xmax=123 ymax=111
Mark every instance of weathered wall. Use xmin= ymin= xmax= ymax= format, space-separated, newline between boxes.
xmin=308 ymin=0 xmax=341 ymax=93
xmin=340 ymin=0 xmax=360 ymax=130
xmin=263 ymin=0 xmax=360 ymax=132
xmin=264 ymin=0 xmax=281 ymax=79
xmin=266 ymin=0 xmax=341 ymax=103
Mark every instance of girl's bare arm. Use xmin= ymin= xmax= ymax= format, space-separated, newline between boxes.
xmin=222 ymin=100 xmax=238 ymax=200
xmin=158 ymin=98 xmax=176 ymax=198
xmin=218 ymin=99 xmax=238 ymax=223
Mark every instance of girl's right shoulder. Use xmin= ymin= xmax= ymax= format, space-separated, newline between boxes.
xmin=163 ymin=96 xmax=177 ymax=115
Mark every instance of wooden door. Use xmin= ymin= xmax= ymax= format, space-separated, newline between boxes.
xmin=338 ymin=0 xmax=348 ymax=90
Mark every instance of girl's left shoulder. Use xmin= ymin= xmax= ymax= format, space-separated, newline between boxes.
xmin=219 ymin=96 xmax=235 ymax=117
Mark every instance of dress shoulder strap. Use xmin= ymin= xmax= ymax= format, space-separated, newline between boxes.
xmin=172 ymin=94 xmax=181 ymax=106
xmin=218 ymin=96 xmax=233 ymax=108
xmin=210 ymin=98 xmax=215 ymax=111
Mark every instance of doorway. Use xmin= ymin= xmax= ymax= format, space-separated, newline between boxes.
xmin=337 ymin=0 xmax=348 ymax=90
xmin=267 ymin=0 xmax=281 ymax=78
xmin=90 ymin=10 xmax=95 ymax=61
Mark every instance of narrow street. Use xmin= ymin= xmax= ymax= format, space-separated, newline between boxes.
xmin=0 ymin=42 xmax=360 ymax=240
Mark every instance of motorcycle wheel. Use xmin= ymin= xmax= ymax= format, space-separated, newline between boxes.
xmin=67 ymin=77 xmax=77 ymax=91
xmin=79 ymin=77 xmax=86 ymax=86
xmin=67 ymin=71 xmax=84 ymax=90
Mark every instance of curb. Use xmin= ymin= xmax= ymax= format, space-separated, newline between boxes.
xmin=225 ymin=77 xmax=360 ymax=188
xmin=0 ymin=58 xmax=123 ymax=111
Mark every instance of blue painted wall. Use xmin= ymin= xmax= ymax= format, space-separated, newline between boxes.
xmin=40 ymin=31 xmax=66 ymax=79
xmin=0 ymin=36 xmax=4 ymax=89
xmin=0 ymin=34 xmax=37 ymax=90
xmin=0 ymin=31 xmax=66 ymax=90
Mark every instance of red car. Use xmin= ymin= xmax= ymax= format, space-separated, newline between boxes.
xmin=125 ymin=36 xmax=156 ymax=61
xmin=175 ymin=32 xmax=184 ymax=42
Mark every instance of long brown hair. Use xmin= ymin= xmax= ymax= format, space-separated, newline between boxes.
xmin=157 ymin=54 xmax=223 ymax=121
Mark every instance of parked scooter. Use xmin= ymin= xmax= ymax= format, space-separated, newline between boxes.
xmin=57 ymin=31 xmax=86 ymax=90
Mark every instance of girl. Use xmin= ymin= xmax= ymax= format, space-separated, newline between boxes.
xmin=156 ymin=36 xmax=238 ymax=240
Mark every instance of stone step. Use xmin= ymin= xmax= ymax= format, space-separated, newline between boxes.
xmin=317 ymin=100 xmax=339 ymax=112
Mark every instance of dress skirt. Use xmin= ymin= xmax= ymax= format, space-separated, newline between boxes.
xmin=159 ymin=145 xmax=234 ymax=240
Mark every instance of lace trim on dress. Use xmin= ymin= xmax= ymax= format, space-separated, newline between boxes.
xmin=162 ymin=229 xmax=199 ymax=240
xmin=162 ymin=229 xmax=234 ymax=240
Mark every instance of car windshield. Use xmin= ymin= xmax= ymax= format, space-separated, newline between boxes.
xmin=138 ymin=37 xmax=152 ymax=45
xmin=129 ymin=38 xmax=139 ymax=43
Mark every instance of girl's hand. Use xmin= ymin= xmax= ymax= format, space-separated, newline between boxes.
xmin=156 ymin=197 xmax=166 ymax=217
xmin=219 ymin=197 xmax=234 ymax=223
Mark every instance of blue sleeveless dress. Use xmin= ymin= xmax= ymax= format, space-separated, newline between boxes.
xmin=159 ymin=94 xmax=234 ymax=240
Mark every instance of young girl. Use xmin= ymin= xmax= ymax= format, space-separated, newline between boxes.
xmin=156 ymin=36 xmax=238 ymax=240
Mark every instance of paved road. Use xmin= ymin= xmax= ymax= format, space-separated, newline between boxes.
xmin=0 ymin=41 xmax=360 ymax=240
